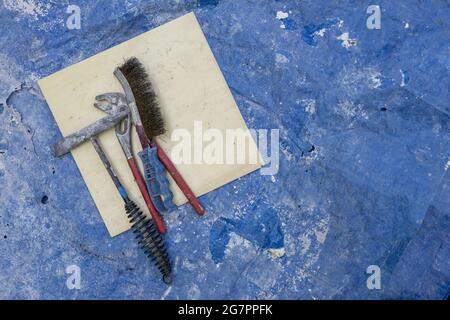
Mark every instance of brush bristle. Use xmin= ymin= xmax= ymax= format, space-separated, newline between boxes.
xmin=118 ymin=57 xmax=165 ymax=137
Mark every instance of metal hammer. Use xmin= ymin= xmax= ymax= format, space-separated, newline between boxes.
xmin=53 ymin=93 xmax=129 ymax=157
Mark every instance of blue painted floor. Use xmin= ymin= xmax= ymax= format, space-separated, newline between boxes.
xmin=0 ymin=1 xmax=449 ymax=299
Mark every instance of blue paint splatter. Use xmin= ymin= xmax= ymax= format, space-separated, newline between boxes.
xmin=301 ymin=19 xmax=339 ymax=46
xmin=210 ymin=207 xmax=284 ymax=263
xmin=0 ymin=0 xmax=448 ymax=300
xmin=0 ymin=143 xmax=7 ymax=153
xmin=198 ymin=0 xmax=219 ymax=7
xmin=209 ymin=219 xmax=231 ymax=263
xmin=282 ymin=18 xmax=297 ymax=30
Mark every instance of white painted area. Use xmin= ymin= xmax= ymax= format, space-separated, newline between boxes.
xmin=3 ymin=0 xmax=50 ymax=20
xmin=281 ymin=145 xmax=294 ymax=161
xmin=276 ymin=11 xmax=289 ymax=29
xmin=224 ymin=232 xmax=256 ymax=259
xmin=400 ymin=69 xmax=406 ymax=87
xmin=160 ymin=284 xmax=173 ymax=300
xmin=370 ymin=72 xmax=382 ymax=88
xmin=314 ymin=28 xmax=327 ymax=37
xmin=267 ymin=247 xmax=285 ymax=259
xmin=297 ymin=216 xmax=330 ymax=280
xmin=337 ymin=32 xmax=358 ymax=48
xmin=276 ymin=11 xmax=289 ymax=20
xmin=340 ymin=66 xmax=382 ymax=91
xmin=300 ymin=234 xmax=311 ymax=254
xmin=303 ymin=99 xmax=316 ymax=115
xmin=338 ymin=100 xmax=359 ymax=118
xmin=275 ymin=53 xmax=289 ymax=64
xmin=314 ymin=217 xmax=330 ymax=244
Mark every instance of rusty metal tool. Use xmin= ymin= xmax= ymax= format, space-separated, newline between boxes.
xmin=94 ymin=93 xmax=167 ymax=234
xmin=115 ymin=62 xmax=204 ymax=215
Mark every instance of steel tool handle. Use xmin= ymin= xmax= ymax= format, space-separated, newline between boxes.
xmin=155 ymin=142 xmax=205 ymax=216
xmin=139 ymin=147 xmax=176 ymax=214
xmin=127 ymin=157 xmax=167 ymax=234
xmin=53 ymin=111 xmax=128 ymax=157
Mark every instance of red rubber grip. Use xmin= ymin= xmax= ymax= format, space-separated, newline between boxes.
xmin=127 ymin=158 xmax=167 ymax=234
xmin=154 ymin=142 xmax=205 ymax=216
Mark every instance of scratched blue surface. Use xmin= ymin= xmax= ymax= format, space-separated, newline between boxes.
xmin=0 ymin=0 xmax=449 ymax=299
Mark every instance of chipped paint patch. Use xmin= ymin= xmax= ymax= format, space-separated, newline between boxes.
xmin=337 ymin=100 xmax=359 ymax=118
xmin=337 ymin=32 xmax=358 ymax=48
xmin=303 ymin=99 xmax=316 ymax=115
xmin=3 ymin=0 xmax=50 ymax=21
xmin=314 ymin=28 xmax=327 ymax=37
xmin=301 ymin=19 xmax=341 ymax=46
xmin=300 ymin=234 xmax=311 ymax=254
xmin=444 ymin=157 xmax=450 ymax=171
xmin=314 ymin=217 xmax=330 ymax=244
xmin=267 ymin=247 xmax=285 ymax=259
xmin=304 ymin=148 xmax=319 ymax=166
xmin=276 ymin=11 xmax=289 ymax=20
xmin=281 ymin=145 xmax=294 ymax=161
xmin=400 ymin=69 xmax=409 ymax=87
xmin=275 ymin=53 xmax=289 ymax=64
xmin=340 ymin=66 xmax=383 ymax=93
xmin=371 ymin=72 xmax=382 ymax=88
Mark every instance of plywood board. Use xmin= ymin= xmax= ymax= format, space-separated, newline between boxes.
xmin=38 ymin=13 xmax=261 ymax=237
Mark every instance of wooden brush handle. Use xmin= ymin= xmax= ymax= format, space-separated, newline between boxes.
xmin=154 ymin=142 xmax=205 ymax=216
xmin=127 ymin=157 xmax=167 ymax=234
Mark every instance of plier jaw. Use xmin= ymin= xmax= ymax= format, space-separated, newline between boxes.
xmin=93 ymin=92 xmax=133 ymax=160
xmin=115 ymin=114 xmax=133 ymax=159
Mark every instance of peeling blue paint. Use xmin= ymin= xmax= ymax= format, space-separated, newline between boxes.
xmin=282 ymin=19 xmax=297 ymax=31
xmin=300 ymin=18 xmax=339 ymax=46
xmin=0 ymin=0 xmax=448 ymax=300
xmin=198 ymin=0 xmax=220 ymax=8
xmin=210 ymin=207 xmax=284 ymax=263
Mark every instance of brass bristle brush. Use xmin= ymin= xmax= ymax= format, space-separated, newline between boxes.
xmin=114 ymin=57 xmax=205 ymax=216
